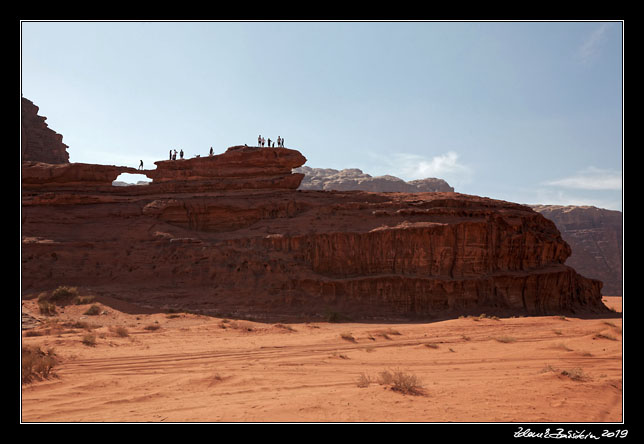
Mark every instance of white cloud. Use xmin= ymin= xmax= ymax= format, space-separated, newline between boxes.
xmin=544 ymin=166 xmax=622 ymax=191
xmin=369 ymin=151 xmax=473 ymax=186
xmin=577 ymin=23 xmax=611 ymax=64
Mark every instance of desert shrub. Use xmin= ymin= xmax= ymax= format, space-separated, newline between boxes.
xmin=22 ymin=346 xmax=58 ymax=383
xmin=74 ymin=295 xmax=95 ymax=305
xmin=84 ymin=305 xmax=101 ymax=316
xmin=561 ymin=368 xmax=586 ymax=381
xmin=377 ymin=369 xmax=424 ymax=395
xmin=82 ymin=333 xmax=97 ymax=346
xmin=356 ymin=373 xmax=372 ymax=388
xmin=38 ymin=301 xmax=57 ymax=316
xmin=50 ymin=286 xmax=78 ymax=302
xmin=110 ymin=326 xmax=129 ymax=337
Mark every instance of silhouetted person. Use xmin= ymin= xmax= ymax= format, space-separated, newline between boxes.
xmin=139 ymin=160 xmax=143 ymax=170
xmin=169 ymin=150 xmax=172 ymax=160
xmin=268 ymin=138 xmax=271 ymax=147
xmin=180 ymin=149 xmax=184 ymax=159
xmin=209 ymin=147 xmax=214 ymax=156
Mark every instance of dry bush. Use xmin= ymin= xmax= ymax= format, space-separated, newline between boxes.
xmin=22 ymin=346 xmax=58 ymax=384
xmin=356 ymin=373 xmax=372 ymax=388
xmin=38 ymin=301 xmax=57 ymax=316
xmin=109 ymin=326 xmax=129 ymax=337
xmin=82 ymin=333 xmax=97 ymax=346
xmin=561 ymin=368 xmax=587 ymax=381
xmin=377 ymin=369 xmax=425 ymax=395
xmin=84 ymin=305 xmax=102 ymax=316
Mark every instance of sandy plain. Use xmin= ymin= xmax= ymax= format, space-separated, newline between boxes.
xmin=21 ymin=296 xmax=623 ymax=423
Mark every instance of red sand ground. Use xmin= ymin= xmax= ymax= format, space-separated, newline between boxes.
xmin=21 ymin=296 xmax=622 ymax=423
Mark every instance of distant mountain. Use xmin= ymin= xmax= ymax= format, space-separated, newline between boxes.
xmin=531 ymin=205 xmax=622 ymax=296
xmin=112 ymin=181 xmax=150 ymax=187
xmin=294 ymin=166 xmax=454 ymax=193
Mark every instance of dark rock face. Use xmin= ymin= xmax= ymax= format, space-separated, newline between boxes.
xmin=531 ymin=205 xmax=623 ymax=296
xmin=21 ymin=97 xmax=70 ymax=164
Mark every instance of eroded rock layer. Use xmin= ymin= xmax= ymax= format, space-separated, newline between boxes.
xmin=21 ymin=97 xmax=70 ymax=164
xmin=21 ymin=147 xmax=607 ymax=319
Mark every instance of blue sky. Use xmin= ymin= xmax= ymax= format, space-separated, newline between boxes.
xmin=21 ymin=21 xmax=623 ymax=210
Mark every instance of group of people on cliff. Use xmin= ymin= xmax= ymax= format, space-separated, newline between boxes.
xmin=257 ymin=135 xmax=285 ymax=148
xmin=161 ymin=136 xmax=283 ymax=165
xmin=169 ymin=149 xmax=185 ymax=161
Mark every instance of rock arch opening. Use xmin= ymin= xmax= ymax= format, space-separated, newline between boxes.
xmin=112 ymin=173 xmax=152 ymax=187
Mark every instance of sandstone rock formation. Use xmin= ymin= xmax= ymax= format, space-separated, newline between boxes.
xmin=21 ymin=97 xmax=608 ymax=318
xmin=295 ymin=166 xmax=454 ymax=193
xmin=531 ymin=205 xmax=622 ymax=296
xmin=22 ymin=150 xmax=607 ymax=320
xmin=21 ymin=97 xmax=70 ymax=164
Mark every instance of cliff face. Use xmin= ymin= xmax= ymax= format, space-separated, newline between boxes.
xmin=21 ymin=97 xmax=70 ymax=164
xmin=22 ymin=147 xmax=607 ymax=319
xmin=295 ymin=166 xmax=454 ymax=193
xmin=531 ymin=205 xmax=623 ymax=296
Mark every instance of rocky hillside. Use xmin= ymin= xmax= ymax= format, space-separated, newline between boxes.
xmin=531 ymin=205 xmax=622 ymax=296
xmin=295 ymin=166 xmax=454 ymax=193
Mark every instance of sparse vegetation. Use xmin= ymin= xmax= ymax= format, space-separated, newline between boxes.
xmin=50 ymin=286 xmax=78 ymax=302
xmin=561 ymin=367 xmax=587 ymax=381
xmin=82 ymin=333 xmax=97 ymax=346
xmin=22 ymin=345 xmax=58 ymax=384
xmin=110 ymin=326 xmax=129 ymax=337
xmin=377 ymin=369 xmax=425 ymax=395
xmin=84 ymin=304 xmax=102 ymax=316
xmin=356 ymin=373 xmax=372 ymax=388
xmin=38 ymin=301 xmax=57 ymax=316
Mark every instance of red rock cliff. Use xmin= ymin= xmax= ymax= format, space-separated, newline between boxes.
xmin=21 ymin=145 xmax=607 ymax=319
xmin=21 ymin=97 xmax=70 ymax=164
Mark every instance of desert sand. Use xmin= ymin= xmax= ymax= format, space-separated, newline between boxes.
xmin=21 ymin=296 xmax=622 ymax=423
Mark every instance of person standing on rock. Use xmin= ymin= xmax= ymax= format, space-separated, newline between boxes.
xmin=281 ymin=137 xmax=285 ymax=147
xmin=173 ymin=150 xmax=177 ymax=160
xmin=277 ymin=136 xmax=281 ymax=147
xmin=268 ymin=138 xmax=271 ymax=148
xmin=209 ymin=147 xmax=214 ymax=156
xmin=261 ymin=136 xmax=265 ymax=147
xmin=139 ymin=160 xmax=143 ymax=170
xmin=180 ymin=149 xmax=184 ymax=159
xmin=258 ymin=135 xmax=262 ymax=147
xmin=169 ymin=150 xmax=172 ymax=160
